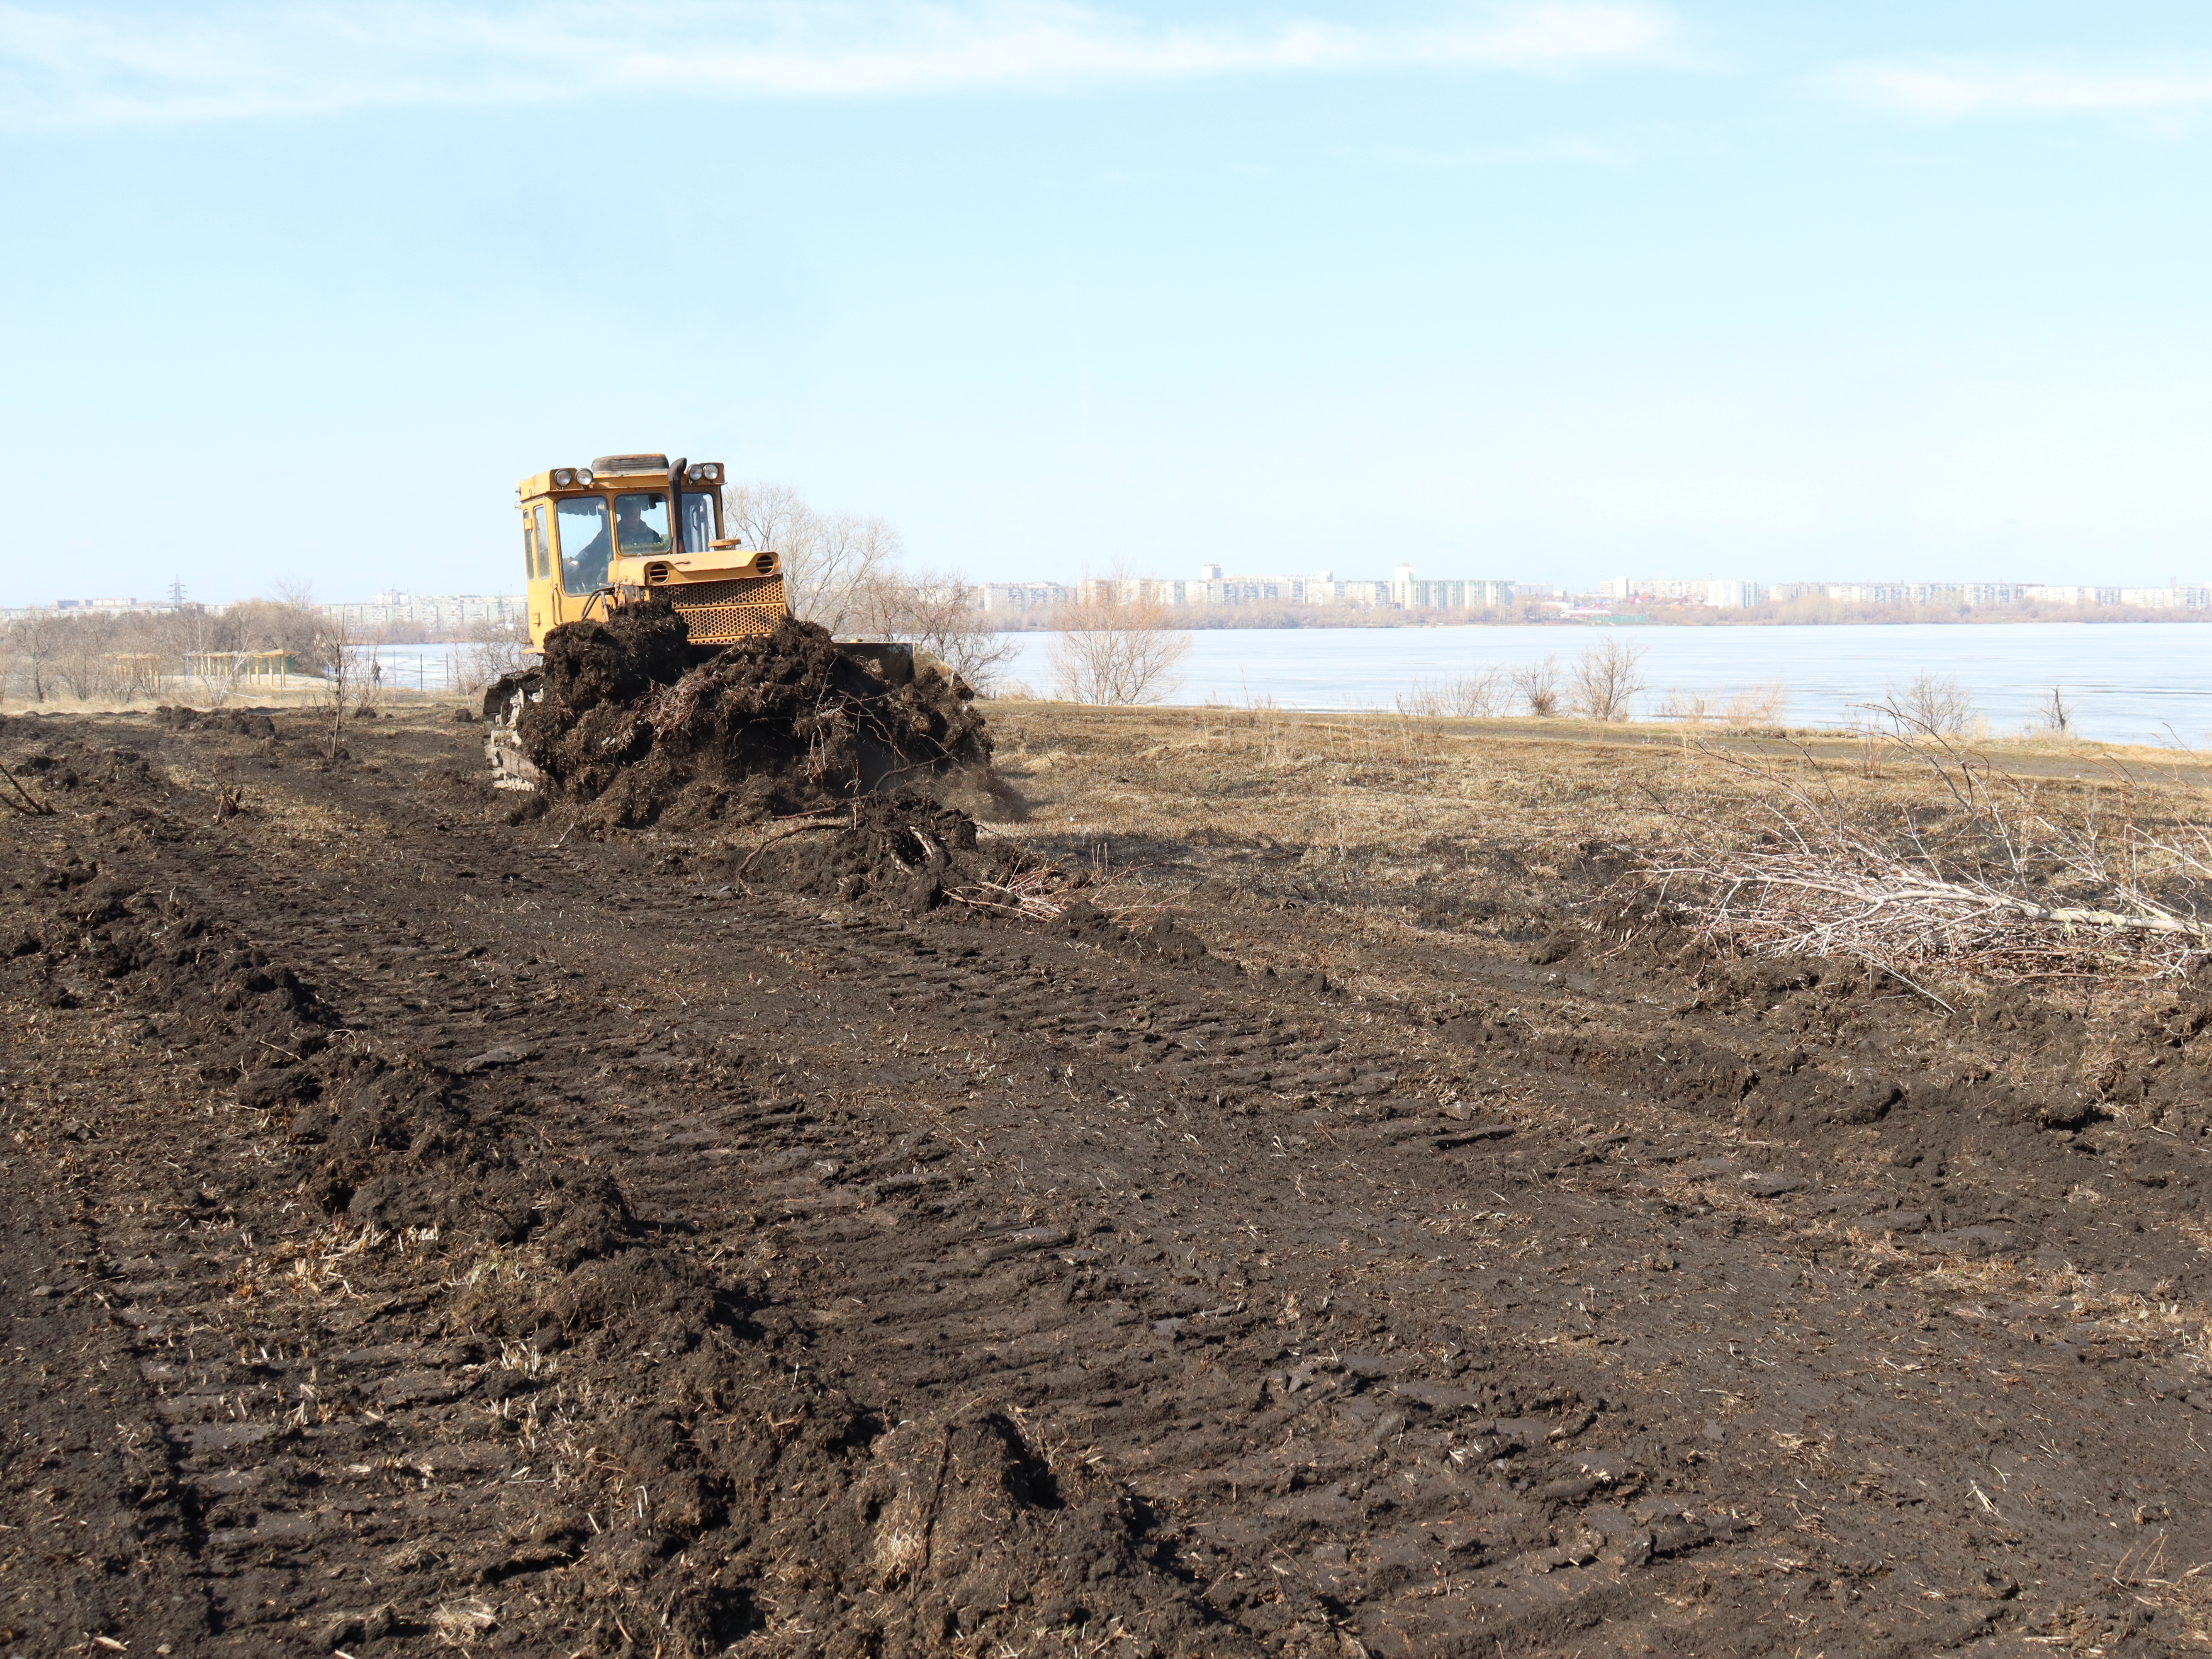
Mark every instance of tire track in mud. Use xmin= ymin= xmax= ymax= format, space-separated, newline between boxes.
xmin=9 ymin=716 xmax=2212 ymax=1657
xmin=6 ymin=795 xmax=1762 ymax=1655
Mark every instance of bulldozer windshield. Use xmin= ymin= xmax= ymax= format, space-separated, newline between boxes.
xmin=614 ymin=492 xmax=671 ymax=557
xmin=557 ymin=496 xmax=611 ymax=594
xmin=608 ymin=490 xmax=720 ymax=559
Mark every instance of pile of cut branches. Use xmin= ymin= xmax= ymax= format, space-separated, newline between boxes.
xmin=1627 ymin=722 xmax=2212 ymax=989
xmin=947 ymin=843 xmax=1168 ymax=927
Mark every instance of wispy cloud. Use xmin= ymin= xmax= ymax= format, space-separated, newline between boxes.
xmin=0 ymin=1 xmax=1677 ymax=126
xmin=1840 ymin=58 xmax=2212 ymax=120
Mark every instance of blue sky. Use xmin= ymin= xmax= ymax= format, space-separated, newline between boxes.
xmin=5 ymin=1 xmax=2212 ymax=602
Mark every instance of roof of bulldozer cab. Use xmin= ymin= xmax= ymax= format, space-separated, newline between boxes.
xmin=514 ymin=455 xmax=722 ymax=500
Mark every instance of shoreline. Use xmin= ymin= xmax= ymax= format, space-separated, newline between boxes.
xmin=985 ymin=611 xmax=2212 ymax=631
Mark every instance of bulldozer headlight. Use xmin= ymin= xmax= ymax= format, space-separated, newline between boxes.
xmin=687 ymin=462 xmax=722 ymax=483
xmin=551 ymin=468 xmax=573 ymax=486
xmin=574 ymin=467 xmax=594 ymax=485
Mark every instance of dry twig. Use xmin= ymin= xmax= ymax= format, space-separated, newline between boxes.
xmin=0 ymin=764 xmax=54 ymax=817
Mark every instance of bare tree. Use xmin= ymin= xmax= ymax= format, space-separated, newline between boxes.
xmin=723 ymin=482 xmax=900 ymax=635
xmin=856 ymin=569 xmax=1022 ymax=693
xmin=6 ymin=614 xmax=66 ymax=703
xmin=1511 ymin=654 xmax=1562 ymax=717
xmin=1568 ymin=639 xmax=1647 ymax=721
xmin=1048 ymin=584 xmax=1192 ymax=705
xmin=54 ymin=618 xmax=119 ymax=702
xmin=228 ymin=597 xmax=330 ymax=674
xmin=2039 ymin=685 xmax=2073 ymax=735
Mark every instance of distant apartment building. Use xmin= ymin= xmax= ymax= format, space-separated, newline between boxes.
xmin=323 ymin=593 xmax=526 ymax=631
xmin=1388 ymin=564 xmax=1515 ymax=611
xmin=0 ymin=596 xmax=197 ymax=621
xmin=1764 ymin=581 xmax=2031 ymax=608
xmin=2018 ymin=584 xmax=2212 ymax=608
xmin=1599 ymin=577 xmax=1761 ymax=608
xmin=980 ymin=582 xmax=1076 ymax=616
xmin=1083 ymin=574 xmax=1334 ymax=607
xmin=2118 ymin=585 xmax=2212 ymax=608
xmin=1039 ymin=565 xmax=1513 ymax=613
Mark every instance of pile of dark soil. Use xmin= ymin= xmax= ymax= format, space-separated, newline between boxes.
xmin=736 ymin=794 xmax=988 ymax=910
xmin=151 ymin=705 xmax=278 ymax=739
xmin=510 ymin=606 xmax=1007 ymax=829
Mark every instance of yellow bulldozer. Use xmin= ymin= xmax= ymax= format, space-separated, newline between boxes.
xmin=515 ymin=451 xmax=782 ymax=649
xmin=485 ymin=451 xmax=915 ymax=790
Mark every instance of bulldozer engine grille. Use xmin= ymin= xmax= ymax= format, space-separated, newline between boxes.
xmin=667 ymin=574 xmax=786 ymax=643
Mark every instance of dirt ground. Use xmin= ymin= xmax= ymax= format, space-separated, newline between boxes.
xmin=5 ymin=696 xmax=2212 ymax=1658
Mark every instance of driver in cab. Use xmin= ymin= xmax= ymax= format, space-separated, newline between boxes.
xmin=614 ymin=494 xmax=670 ymax=556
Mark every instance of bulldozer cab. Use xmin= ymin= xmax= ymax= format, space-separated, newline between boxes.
xmin=515 ymin=452 xmax=786 ymax=652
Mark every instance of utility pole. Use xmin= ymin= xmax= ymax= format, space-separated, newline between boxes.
xmin=168 ymin=578 xmax=187 ymax=605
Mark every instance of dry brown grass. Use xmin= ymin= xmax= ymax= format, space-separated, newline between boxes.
xmin=977 ymin=701 xmax=2212 ymax=1024
xmin=990 ymin=702 xmax=1693 ymax=858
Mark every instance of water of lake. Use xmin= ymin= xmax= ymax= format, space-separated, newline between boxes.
xmin=996 ymin=623 xmax=2210 ymax=748
xmin=352 ymin=645 xmax=480 ymax=695
xmin=378 ymin=623 xmax=2207 ymax=749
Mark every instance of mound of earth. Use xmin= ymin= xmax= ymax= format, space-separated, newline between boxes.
xmin=152 ymin=704 xmax=279 ymax=739
xmin=737 ymin=794 xmax=991 ymax=913
xmin=508 ymin=605 xmax=1008 ymax=828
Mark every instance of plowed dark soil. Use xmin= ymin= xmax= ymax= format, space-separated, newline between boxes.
xmin=4 ymin=702 xmax=2210 ymax=1659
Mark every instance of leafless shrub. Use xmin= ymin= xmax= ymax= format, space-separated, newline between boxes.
xmin=1722 ymin=684 xmax=1787 ymax=728
xmin=1628 ymin=730 xmax=2212 ymax=992
xmin=315 ymin=611 xmax=365 ymax=761
xmin=451 ymin=619 xmax=527 ymax=695
xmin=1884 ymin=671 xmax=1975 ymax=736
xmin=1511 ymin=655 xmax=1562 ymax=717
xmin=1661 ymin=683 xmax=1789 ymax=730
xmin=2039 ymin=685 xmax=2074 ymax=735
xmin=1397 ymin=669 xmax=1509 ymax=718
xmin=1048 ymin=586 xmax=1191 ymax=705
xmin=1568 ymin=639 xmax=1647 ymax=721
